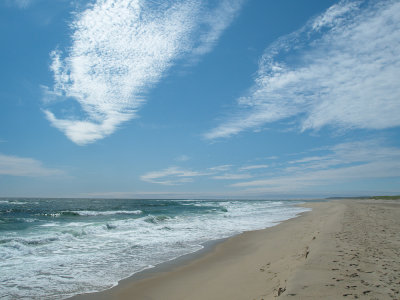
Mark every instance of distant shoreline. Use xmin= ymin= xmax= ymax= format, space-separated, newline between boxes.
xmin=70 ymin=198 xmax=400 ymax=299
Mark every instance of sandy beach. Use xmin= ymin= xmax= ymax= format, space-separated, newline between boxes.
xmin=71 ymin=200 xmax=400 ymax=300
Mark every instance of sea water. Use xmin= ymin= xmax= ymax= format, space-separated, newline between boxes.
xmin=0 ymin=198 xmax=310 ymax=299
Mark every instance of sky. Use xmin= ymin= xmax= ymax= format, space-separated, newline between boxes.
xmin=1 ymin=0 xmax=400 ymax=199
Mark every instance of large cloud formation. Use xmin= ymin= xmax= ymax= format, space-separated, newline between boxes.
xmin=205 ymin=0 xmax=400 ymax=139
xmin=44 ymin=0 xmax=243 ymax=145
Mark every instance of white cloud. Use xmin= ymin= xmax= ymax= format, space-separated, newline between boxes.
xmin=311 ymin=0 xmax=360 ymax=31
xmin=141 ymin=162 xmax=269 ymax=185
xmin=140 ymin=140 xmax=400 ymax=194
xmin=240 ymin=164 xmax=268 ymax=171
xmin=44 ymin=0 xmax=243 ymax=145
xmin=208 ymin=164 xmax=232 ymax=172
xmin=140 ymin=166 xmax=206 ymax=185
xmin=140 ymin=163 xmax=256 ymax=185
xmin=190 ymin=0 xmax=244 ymax=57
xmin=212 ymin=173 xmax=252 ymax=180
xmin=205 ymin=0 xmax=400 ymax=139
xmin=231 ymin=140 xmax=400 ymax=193
xmin=234 ymin=160 xmax=400 ymax=194
xmin=0 ymin=153 xmax=64 ymax=177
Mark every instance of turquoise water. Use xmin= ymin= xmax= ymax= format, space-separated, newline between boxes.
xmin=0 ymin=198 xmax=309 ymax=299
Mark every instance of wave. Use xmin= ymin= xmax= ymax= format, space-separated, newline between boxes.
xmin=43 ymin=210 xmax=143 ymax=217
xmin=0 ymin=236 xmax=59 ymax=246
xmin=0 ymin=200 xmax=28 ymax=205
xmin=144 ymin=215 xmax=171 ymax=224
xmin=0 ymin=199 xmax=309 ymax=300
xmin=0 ymin=217 xmax=39 ymax=224
xmin=73 ymin=210 xmax=143 ymax=216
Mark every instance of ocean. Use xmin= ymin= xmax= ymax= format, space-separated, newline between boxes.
xmin=0 ymin=198 xmax=310 ymax=299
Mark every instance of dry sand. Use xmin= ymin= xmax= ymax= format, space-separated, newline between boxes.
xmin=71 ymin=200 xmax=400 ymax=300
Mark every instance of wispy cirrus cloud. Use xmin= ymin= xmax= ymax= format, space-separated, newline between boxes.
xmin=140 ymin=166 xmax=207 ymax=185
xmin=136 ymin=139 xmax=400 ymax=194
xmin=0 ymin=153 xmax=64 ymax=177
xmin=231 ymin=140 xmax=400 ymax=194
xmin=190 ymin=0 xmax=243 ymax=58
xmin=207 ymin=164 xmax=232 ymax=172
xmin=140 ymin=162 xmax=267 ymax=185
xmin=205 ymin=0 xmax=400 ymax=140
xmin=212 ymin=173 xmax=252 ymax=180
xmin=239 ymin=164 xmax=269 ymax=171
xmin=43 ymin=0 xmax=244 ymax=145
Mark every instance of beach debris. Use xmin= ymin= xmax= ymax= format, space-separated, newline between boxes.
xmin=277 ymin=287 xmax=286 ymax=296
xmin=305 ymin=247 xmax=310 ymax=259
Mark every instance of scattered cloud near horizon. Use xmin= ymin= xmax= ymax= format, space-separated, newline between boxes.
xmin=140 ymin=139 xmax=400 ymax=195
xmin=239 ymin=164 xmax=268 ymax=171
xmin=44 ymin=0 xmax=244 ymax=145
xmin=140 ymin=166 xmax=207 ymax=185
xmin=140 ymin=163 xmax=268 ymax=186
xmin=231 ymin=140 xmax=400 ymax=194
xmin=212 ymin=173 xmax=252 ymax=180
xmin=205 ymin=0 xmax=400 ymax=140
xmin=0 ymin=153 xmax=64 ymax=177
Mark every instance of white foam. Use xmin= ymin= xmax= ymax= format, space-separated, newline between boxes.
xmin=69 ymin=210 xmax=143 ymax=216
xmin=5 ymin=201 xmax=28 ymax=205
xmin=40 ymin=223 xmax=60 ymax=227
xmin=0 ymin=201 xmax=309 ymax=300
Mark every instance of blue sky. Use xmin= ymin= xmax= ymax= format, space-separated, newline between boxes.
xmin=1 ymin=0 xmax=400 ymax=199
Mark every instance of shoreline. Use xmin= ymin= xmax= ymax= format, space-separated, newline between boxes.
xmin=69 ymin=201 xmax=314 ymax=300
xmin=70 ymin=199 xmax=400 ymax=299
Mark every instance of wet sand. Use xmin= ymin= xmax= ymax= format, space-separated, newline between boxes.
xmin=71 ymin=199 xmax=400 ymax=300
